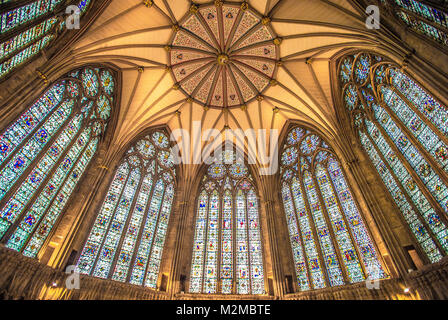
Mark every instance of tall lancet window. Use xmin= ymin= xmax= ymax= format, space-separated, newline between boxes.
xmin=77 ymin=131 xmax=176 ymax=289
xmin=0 ymin=0 xmax=92 ymax=79
xmin=380 ymin=0 xmax=447 ymax=46
xmin=189 ymin=150 xmax=264 ymax=295
xmin=0 ymin=65 xmax=114 ymax=257
xmin=280 ymin=126 xmax=387 ymax=291
xmin=340 ymin=52 xmax=448 ymax=264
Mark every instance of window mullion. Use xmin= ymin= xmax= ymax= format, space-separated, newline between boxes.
xmin=378 ymin=99 xmax=448 ymax=186
xmin=126 ymin=171 xmax=156 ymax=283
xmin=329 ymin=160 xmax=391 ymax=278
xmin=0 ymin=3 xmax=64 ymax=44
xmin=389 ymin=2 xmax=448 ymax=34
xmin=324 ymin=165 xmax=368 ymax=280
xmin=0 ymin=18 xmax=59 ymax=65
xmin=145 ymin=180 xmax=175 ymax=289
xmin=216 ymin=192 xmax=223 ymax=294
xmin=310 ymin=171 xmax=350 ymax=285
xmin=201 ymin=192 xmax=210 ymax=293
xmin=0 ymin=0 xmax=37 ymax=11
xmin=0 ymin=90 xmax=74 ymax=206
xmin=0 ymin=87 xmax=69 ymax=173
xmin=255 ymin=192 xmax=266 ymax=295
xmin=244 ymin=189 xmax=252 ymax=294
xmin=189 ymin=190 xmax=208 ymax=293
xmin=1 ymin=111 xmax=85 ymax=244
xmin=220 ymin=189 xmax=233 ymax=294
xmin=389 ymin=86 xmax=448 ymax=148
xmin=372 ymin=118 xmax=448 ymax=230
xmin=363 ymin=131 xmax=444 ymax=261
xmin=0 ymin=99 xmax=77 ymax=213
xmin=142 ymin=179 xmax=166 ymax=287
xmin=204 ymin=190 xmax=219 ymax=293
xmin=19 ymin=130 xmax=94 ymax=255
xmin=33 ymin=136 xmax=100 ymax=261
xmin=297 ymin=171 xmax=331 ymax=288
xmin=89 ymin=168 xmax=133 ymax=275
xmin=232 ymin=188 xmax=237 ymax=295
xmin=287 ymin=183 xmax=313 ymax=291
xmin=108 ymin=168 xmax=146 ymax=280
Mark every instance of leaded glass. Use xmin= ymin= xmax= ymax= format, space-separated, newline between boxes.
xmin=190 ymin=191 xmax=208 ymax=293
xmin=77 ymin=131 xmax=176 ymax=289
xmin=189 ymin=149 xmax=265 ymax=295
xmin=1 ymin=0 xmax=63 ymax=34
xmin=280 ymin=125 xmax=387 ymax=291
xmin=281 ymin=147 xmax=298 ymax=166
xmin=300 ymin=135 xmax=320 ymax=154
xmin=340 ymin=51 xmax=448 ymax=263
xmin=380 ymin=0 xmax=448 ymax=46
xmin=0 ymin=66 xmax=114 ymax=258
xmin=0 ymin=1 xmax=92 ymax=79
xmin=229 ymin=163 xmax=248 ymax=179
xmin=221 ymin=190 xmax=233 ymax=294
xmin=208 ymin=164 xmax=226 ymax=179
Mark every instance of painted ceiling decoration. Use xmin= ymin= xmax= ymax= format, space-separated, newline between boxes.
xmin=41 ymin=0 xmax=388 ymax=162
xmin=169 ymin=2 xmax=280 ymax=109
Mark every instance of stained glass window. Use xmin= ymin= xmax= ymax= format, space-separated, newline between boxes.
xmin=189 ymin=149 xmax=265 ymax=295
xmin=0 ymin=65 xmax=114 ymax=258
xmin=76 ymin=131 xmax=176 ymax=289
xmin=0 ymin=0 xmax=92 ymax=79
xmin=280 ymin=126 xmax=387 ymax=291
xmin=380 ymin=0 xmax=448 ymax=46
xmin=340 ymin=51 xmax=448 ymax=264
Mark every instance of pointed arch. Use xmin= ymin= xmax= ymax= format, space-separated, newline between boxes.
xmin=379 ymin=0 xmax=447 ymax=48
xmin=0 ymin=0 xmax=93 ymax=80
xmin=0 ymin=64 xmax=116 ymax=258
xmin=76 ymin=129 xmax=177 ymax=289
xmin=338 ymin=50 xmax=448 ymax=264
xmin=189 ymin=146 xmax=265 ymax=295
xmin=279 ymin=124 xmax=388 ymax=291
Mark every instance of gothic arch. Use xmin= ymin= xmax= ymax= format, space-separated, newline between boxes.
xmin=277 ymin=121 xmax=390 ymax=292
xmin=72 ymin=126 xmax=179 ymax=289
xmin=334 ymin=49 xmax=448 ymax=266
xmin=329 ymin=48 xmax=448 ymax=275
xmin=0 ymin=64 xmax=119 ymax=262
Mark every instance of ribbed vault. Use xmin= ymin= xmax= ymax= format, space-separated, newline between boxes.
xmin=56 ymin=0 xmax=389 ymax=166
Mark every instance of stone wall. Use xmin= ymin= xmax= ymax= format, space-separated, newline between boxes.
xmin=284 ymin=256 xmax=448 ymax=300
xmin=0 ymin=245 xmax=168 ymax=300
xmin=1 ymin=245 xmax=447 ymax=300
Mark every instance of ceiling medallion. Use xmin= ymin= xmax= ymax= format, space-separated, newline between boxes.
xmin=168 ymin=2 xmax=280 ymax=109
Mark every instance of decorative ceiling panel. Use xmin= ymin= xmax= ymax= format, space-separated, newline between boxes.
xmin=63 ymin=0 xmax=378 ymax=159
xmin=169 ymin=2 xmax=280 ymax=108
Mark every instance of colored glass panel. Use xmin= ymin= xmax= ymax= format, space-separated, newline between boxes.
xmin=189 ymin=150 xmax=264 ymax=294
xmin=341 ymin=52 xmax=448 ymax=263
xmin=280 ymin=124 xmax=387 ymax=291
xmin=77 ymin=131 xmax=176 ymax=288
xmin=0 ymin=66 xmax=113 ymax=259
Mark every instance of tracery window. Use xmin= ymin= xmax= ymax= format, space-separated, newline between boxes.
xmin=280 ymin=126 xmax=387 ymax=291
xmin=76 ymin=131 xmax=176 ymax=289
xmin=0 ymin=65 xmax=114 ymax=258
xmin=380 ymin=0 xmax=448 ymax=46
xmin=189 ymin=149 xmax=265 ymax=295
xmin=0 ymin=0 xmax=92 ymax=79
xmin=340 ymin=51 xmax=448 ymax=264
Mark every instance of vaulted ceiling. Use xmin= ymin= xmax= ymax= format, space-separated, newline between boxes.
xmin=67 ymin=0 xmax=379 ymax=163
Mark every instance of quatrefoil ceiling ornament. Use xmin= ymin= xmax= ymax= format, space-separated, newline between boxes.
xmin=168 ymin=2 xmax=280 ymax=109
